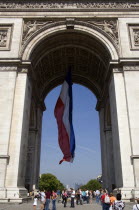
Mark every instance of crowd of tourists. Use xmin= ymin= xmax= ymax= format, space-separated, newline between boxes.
xmin=32 ymin=188 xmax=139 ymax=210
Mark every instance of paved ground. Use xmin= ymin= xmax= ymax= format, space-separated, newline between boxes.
xmin=0 ymin=201 xmax=134 ymax=210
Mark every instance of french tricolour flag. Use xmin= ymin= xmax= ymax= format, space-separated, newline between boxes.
xmin=54 ymin=71 xmax=75 ymax=164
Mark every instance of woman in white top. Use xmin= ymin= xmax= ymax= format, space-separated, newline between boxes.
xmin=33 ymin=195 xmax=38 ymax=210
xmin=133 ymin=199 xmax=139 ymax=210
xmin=70 ymin=188 xmax=75 ymax=208
xmin=40 ymin=190 xmax=46 ymax=210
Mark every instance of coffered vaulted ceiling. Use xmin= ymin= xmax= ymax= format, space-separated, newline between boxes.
xmin=30 ymin=31 xmax=111 ymax=100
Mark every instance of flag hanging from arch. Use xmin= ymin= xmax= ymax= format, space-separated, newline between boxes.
xmin=54 ymin=70 xmax=75 ymax=164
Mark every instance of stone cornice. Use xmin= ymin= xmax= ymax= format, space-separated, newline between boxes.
xmin=0 ymin=155 xmax=10 ymax=159
xmin=0 ymin=1 xmax=139 ymax=11
xmin=109 ymin=59 xmax=139 ymax=72
xmin=0 ymin=59 xmax=21 ymax=63
xmin=131 ymin=155 xmax=139 ymax=159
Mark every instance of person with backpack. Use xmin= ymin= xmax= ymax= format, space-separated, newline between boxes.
xmin=109 ymin=193 xmax=116 ymax=210
xmin=133 ymin=198 xmax=139 ymax=210
xmin=113 ymin=193 xmax=125 ymax=210
xmin=101 ymin=190 xmax=110 ymax=210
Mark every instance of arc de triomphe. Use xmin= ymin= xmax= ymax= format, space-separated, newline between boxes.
xmin=0 ymin=0 xmax=139 ymax=202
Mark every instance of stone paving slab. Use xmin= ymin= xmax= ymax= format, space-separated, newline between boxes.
xmin=0 ymin=201 xmax=135 ymax=210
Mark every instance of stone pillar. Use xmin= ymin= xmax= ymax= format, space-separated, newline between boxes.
xmin=109 ymin=68 xmax=135 ymax=199
xmin=104 ymin=128 xmax=116 ymax=192
xmin=25 ymin=126 xmax=37 ymax=192
xmin=5 ymin=69 xmax=32 ymax=200
xmin=32 ymin=107 xmax=43 ymax=190
xmin=0 ymin=66 xmax=17 ymax=198
xmin=99 ymin=105 xmax=116 ymax=192
xmin=25 ymin=104 xmax=43 ymax=192
xmin=99 ymin=108 xmax=109 ymax=189
xmin=123 ymin=66 xmax=139 ymax=197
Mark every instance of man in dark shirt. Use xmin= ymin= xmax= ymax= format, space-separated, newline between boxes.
xmin=45 ymin=191 xmax=52 ymax=210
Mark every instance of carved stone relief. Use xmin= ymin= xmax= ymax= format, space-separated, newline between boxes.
xmin=22 ymin=20 xmax=53 ymax=43
xmin=0 ymin=25 xmax=12 ymax=50
xmin=0 ymin=1 xmax=139 ymax=9
xmin=129 ymin=25 xmax=139 ymax=49
xmin=22 ymin=19 xmax=118 ymax=47
xmin=88 ymin=20 xmax=118 ymax=45
xmin=133 ymin=30 xmax=139 ymax=46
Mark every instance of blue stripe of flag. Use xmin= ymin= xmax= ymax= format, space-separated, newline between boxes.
xmin=66 ymin=70 xmax=76 ymax=158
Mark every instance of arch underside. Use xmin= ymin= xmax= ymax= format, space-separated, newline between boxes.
xmin=29 ymin=31 xmax=114 ymax=101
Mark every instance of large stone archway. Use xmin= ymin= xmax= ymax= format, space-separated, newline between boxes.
xmin=22 ymin=23 xmax=118 ymax=194
xmin=0 ymin=0 xmax=139 ymax=202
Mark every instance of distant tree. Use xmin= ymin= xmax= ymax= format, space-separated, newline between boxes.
xmin=80 ymin=179 xmax=102 ymax=191
xmin=80 ymin=184 xmax=88 ymax=191
xmin=57 ymin=180 xmax=65 ymax=192
xmin=39 ymin=173 xmax=64 ymax=191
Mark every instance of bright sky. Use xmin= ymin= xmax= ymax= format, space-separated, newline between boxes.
xmin=40 ymin=84 xmax=102 ymax=188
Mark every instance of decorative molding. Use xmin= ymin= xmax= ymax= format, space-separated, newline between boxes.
xmin=128 ymin=25 xmax=139 ymax=50
xmin=0 ymin=25 xmax=12 ymax=50
xmin=123 ymin=65 xmax=139 ymax=71
xmin=88 ymin=19 xmax=118 ymax=45
xmin=0 ymin=2 xmax=139 ymax=10
xmin=0 ymin=66 xmax=17 ymax=72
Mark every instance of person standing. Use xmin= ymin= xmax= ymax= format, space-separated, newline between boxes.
xmin=61 ymin=190 xmax=65 ymax=204
xmin=33 ymin=195 xmax=38 ymax=210
xmin=45 ymin=190 xmax=52 ymax=210
xmin=79 ymin=189 xmax=83 ymax=205
xmin=70 ymin=188 xmax=75 ymax=208
xmin=101 ymin=190 xmax=110 ymax=210
xmin=109 ymin=193 xmax=116 ymax=210
xmin=113 ymin=193 xmax=125 ymax=210
xmin=62 ymin=189 xmax=68 ymax=207
xmin=76 ymin=189 xmax=81 ymax=205
xmin=57 ymin=189 xmax=61 ymax=203
xmin=96 ymin=189 xmax=100 ymax=204
xmin=133 ymin=198 xmax=139 ymax=210
xmin=82 ymin=190 xmax=86 ymax=203
xmin=89 ymin=190 xmax=93 ymax=204
xmin=51 ymin=190 xmax=58 ymax=210
xmin=40 ymin=190 xmax=46 ymax=210
xmin=85 ymin=189 xmax=90 ymax=204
